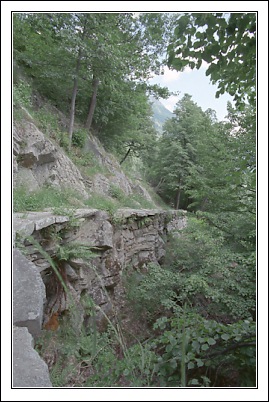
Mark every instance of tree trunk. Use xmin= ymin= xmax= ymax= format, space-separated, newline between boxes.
xmin=68 ymin=20 xmax=87 ymax=150
xmin=68 ymin=52 xmax=82 ymax=150
xmin=120 ymin=147 xmax=132 ymax=165
xmin=85 ymin=77 xmax=100 ymax=131
xmin=155 ymin=177 xmax=165 ymax=192
xmin=175 ymin=188 xmax=181 ymax=210
xmin=174 ymin=178 xmax=181 ymax=209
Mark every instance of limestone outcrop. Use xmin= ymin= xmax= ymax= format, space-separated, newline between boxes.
xmin=84 ymin=135 xmax=153 ymax=201
xmin=13 ymin=116 xmax=154 ymax=204
xmin=13 ymin=119 xmax=88 ymax=198
xmin=14 ymin=208 xmax=186 ymax=331
xmin=13 ymin=208 xmax=186 ymax=387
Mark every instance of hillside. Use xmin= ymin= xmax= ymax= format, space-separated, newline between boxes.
xmin=149 ymin=97 xmax=174 ymax=133
xmin=13 ymin=98 xmax=166 ymax=214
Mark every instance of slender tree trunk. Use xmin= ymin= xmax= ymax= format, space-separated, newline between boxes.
xmin=68 ymin=52 xmax=82 ymax=150
xmin=120 ymin=147 xmax=132 ymax=165
xmin=85 ymin=76 xmax=100 ymax=131
xmin=85 ymin=77 xmax=99 ymax=130
xmin=155 ymin=177 xmax=165 ymax=192
xmin=174 ymin=178 xmax=181 ymax=210
xmin=68 ymin=19 xmax=87 ymax=150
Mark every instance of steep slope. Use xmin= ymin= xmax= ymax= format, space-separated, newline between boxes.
xmin=149 ymin=97 xmax=174 ymax=133
xmin=13 ymin=105 xmax=158 ymax=211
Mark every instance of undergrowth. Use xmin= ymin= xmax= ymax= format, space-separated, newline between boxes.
xmin=13 ymin=186 xmax=83 ymax=212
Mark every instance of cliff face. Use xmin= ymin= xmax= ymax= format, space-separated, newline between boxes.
xmin=13 ymin=118 xmax=88 ymax=198
xmin=13 ymin=113 xmax=154 ymax=204
xmin=13 ymin=208 xmax=186 ymax=386
xmin=14 ymin=208 xmax=186 ymax=334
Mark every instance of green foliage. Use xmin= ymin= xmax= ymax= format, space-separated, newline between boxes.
xmin=72 ymin=128 xmax=87 ymax=148
xmin=56 ymin=243 xmax=97 ymax=262
xmin=125 ymin=262 xmax=180 ymax=320
xmin=70 ymin=149 xmax=109 ymax=177
xmin=129 ymin=216 xmax=255 ymax=322
xmin=168 ymin=13 xmax=256 ymax=108
xmin=13 ymin=80 xmax=32 ymax=108
xmin=84 ymin=193 xmax=118 ymax=215
xmin=36 ymin=295 xmax=157 ymax=387
xmin=32 ymin=107 xmax=67 ymax=146
xmin=50 ymin=357 xmax=78 ymax=387
xmin=13 ymin=186 xmax=82 ymax=212
xmin=128 ymin=194 xmax=156 ymax=210
xmin=96 ymin=83 xmax=159 ymax=160
xmin=143 ymin=93 xmax=206 ymax=209
xmin=27 ymin=235 xmax=70 ymax=296
xmin=84 ymin=337 xmax=157 ymax=387
xmin=124 ymin=210 xmax=256 ymax=387
xmin=108 ymin=184 xmax=126 ymax=202
xmin=13 ymin=12 xmax=173 ymax=146
xmin=150 ymin=311 xmax=255 ymax=387
xmin=85 ymin=188 xmax=156 ymax=218
xmin=14 ymin=12 xmax=256 ymax=388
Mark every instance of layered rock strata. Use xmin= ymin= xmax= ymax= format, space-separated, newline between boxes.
xmin=13 ymin=208 xmax=186 ymax=386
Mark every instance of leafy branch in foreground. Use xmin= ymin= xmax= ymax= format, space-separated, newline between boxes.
xmin=167 ymin=13 xmax=256 ymax=108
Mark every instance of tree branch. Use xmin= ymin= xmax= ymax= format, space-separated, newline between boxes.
xmin=205 ymin=341 xmax=256 ymax=359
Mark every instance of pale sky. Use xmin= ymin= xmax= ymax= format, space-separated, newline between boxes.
xmin=149 ymin=63 xmax=234 ymax=121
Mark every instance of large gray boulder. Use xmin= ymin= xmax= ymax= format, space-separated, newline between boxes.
xmin=13 ymin=248 xmax=46 ymax=338
xmin=13 ymin=326 xmax=52 ymax=387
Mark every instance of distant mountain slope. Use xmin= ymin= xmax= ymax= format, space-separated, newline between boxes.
xmin=149 ymin=97 xmax=174 ymax=133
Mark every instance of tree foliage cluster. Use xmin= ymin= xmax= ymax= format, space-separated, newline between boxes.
xmin=13 ymin=12 xmax=171 ymax=154
xmin=167 ymin=12 xmax=256 ymax=108
xmin=126 ymin=213 xmax=255 ymax=386
xmin=135 ymin=12 xmax=256 ymax=387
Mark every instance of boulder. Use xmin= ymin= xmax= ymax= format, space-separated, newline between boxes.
xmin=13 ymin=248 xmax=46 ymax=338
xmin=13 ymin=326 xmax=52 ymax=387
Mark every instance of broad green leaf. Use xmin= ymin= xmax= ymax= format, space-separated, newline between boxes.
xmin=188 ymin=362 xmax=195 ymax=369
xmin=221 ymin=333 xmax=230 ymax=341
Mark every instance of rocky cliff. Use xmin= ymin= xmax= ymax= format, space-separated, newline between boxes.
xmin=13 ymin=109 xmax=186 ymax=387
xmin=13 ymin=111 xmax=153 ymax=204
xmin=13 ymin=208 xmax=186 ymax=386
xmin=14 ymin=208 xmax=186 ymax=331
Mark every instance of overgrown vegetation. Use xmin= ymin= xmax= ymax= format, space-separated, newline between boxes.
xmin=13 ymin=186 xmax=82 ymax=212
xmin=13 ymin=11 xmax=256 ymax=388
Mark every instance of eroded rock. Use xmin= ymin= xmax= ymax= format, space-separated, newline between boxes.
xmin=13 ymin=326 xmax=52 ymax=388
xmin=13 ymin=248 xmax=46 ymax=339
xmin=14 ymin=208 xmax=186 ymax=335
xmin=13 ymin=120 xmax=88 ymax=198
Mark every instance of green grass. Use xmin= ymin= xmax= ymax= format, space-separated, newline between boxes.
xmin=85 ymin=185 xmax=157 ymax=216
xmin=108 ymin=183 xmax=156 ymax=209
xmin=13 ymin=186 xmax=83 ymax=212
xmin=13 ymin=184 xmax=157 ymax=216
xmin=84 ymin=193 xmax=119 ymax=214
xmin=13 ymin=80 xmax=32 ymax=109
xmin=70 ymin=149 xmax=109 ymax=177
